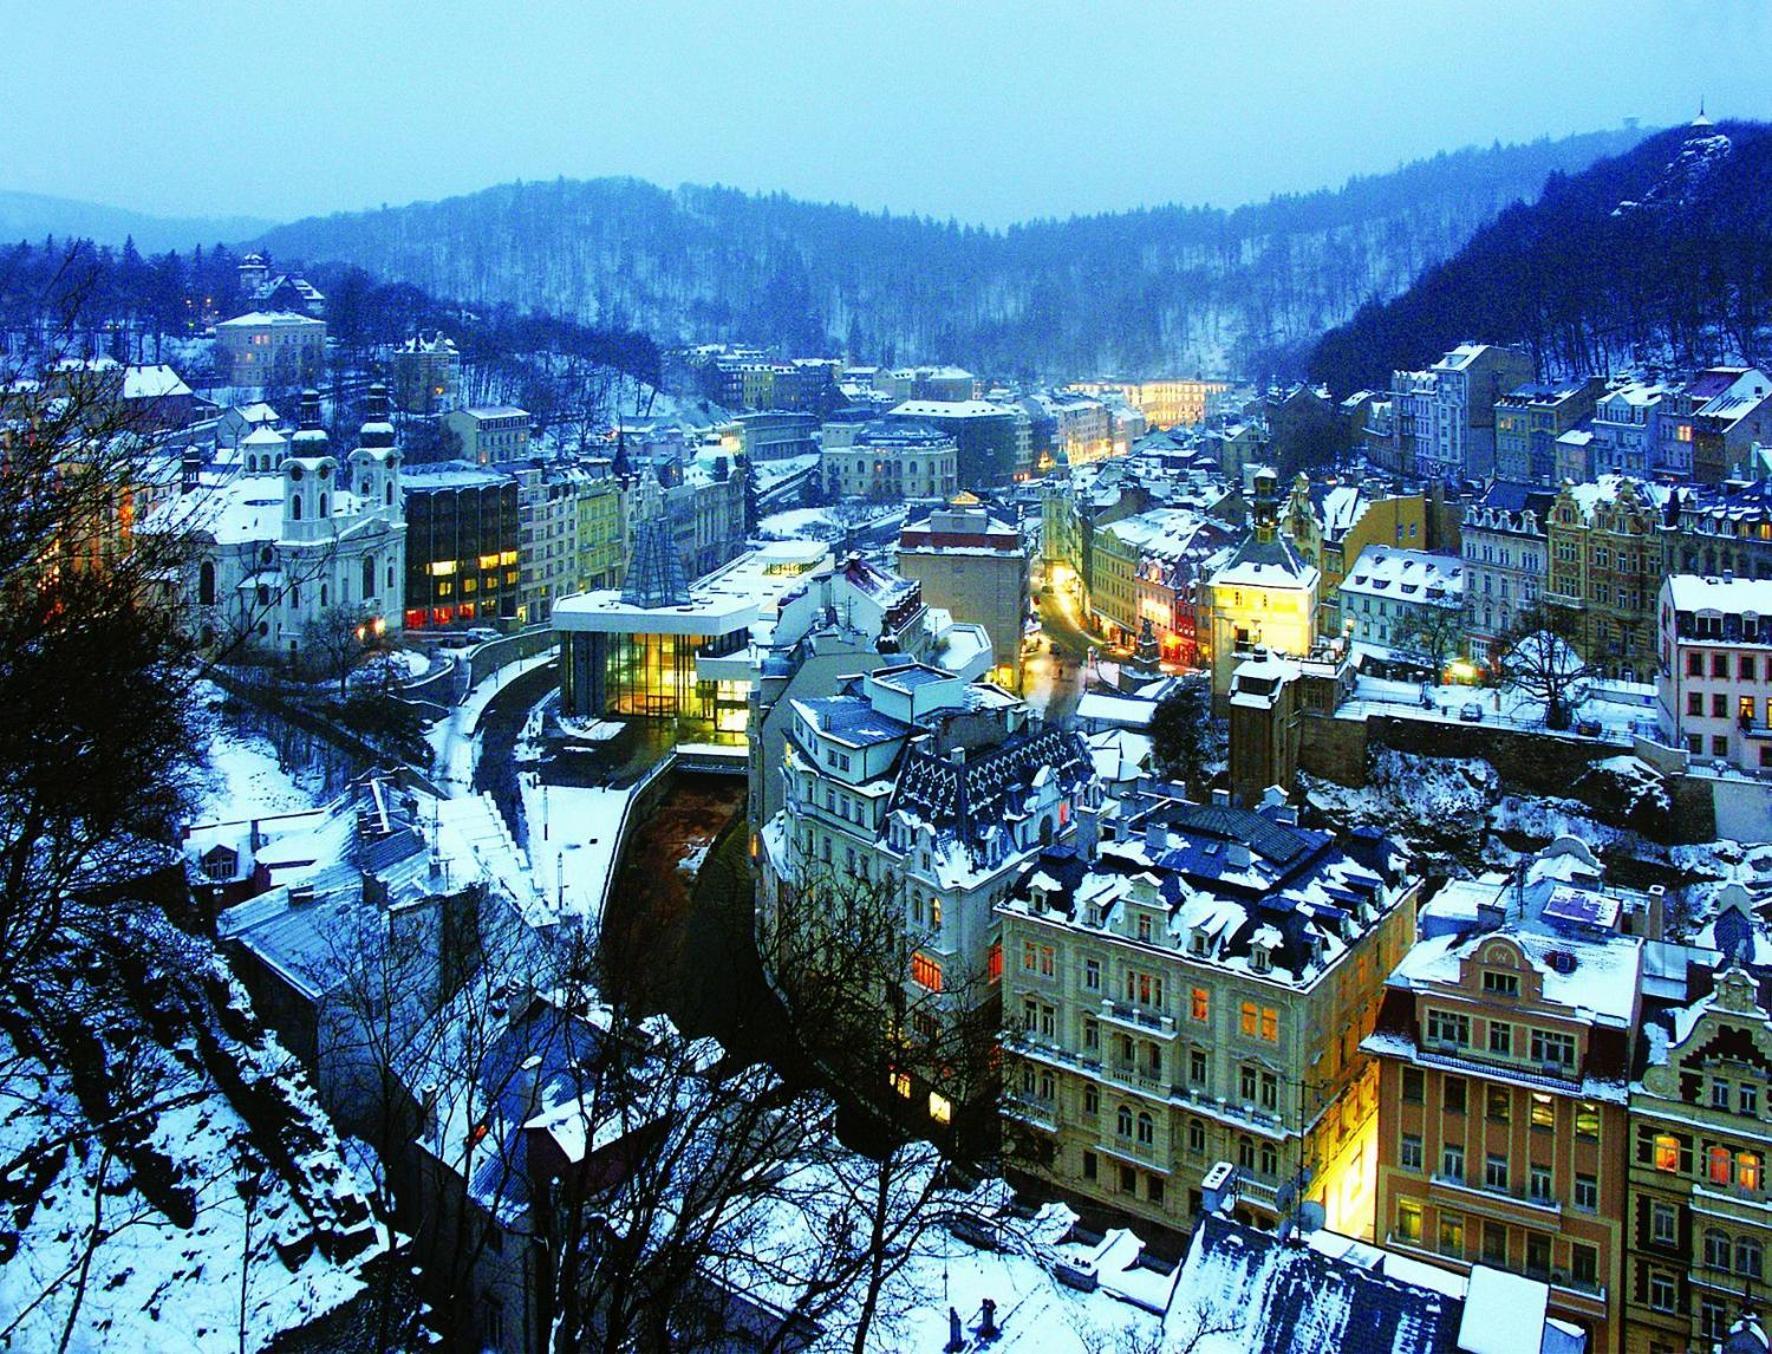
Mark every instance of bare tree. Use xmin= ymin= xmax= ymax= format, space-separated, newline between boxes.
xmin=1391 ymin=601 xmax=1466 ymax=681
xmin=300 ymin=602 xmax=392 ymax=696
xmin=1496 ymin=602 xmax=1593 ymax=730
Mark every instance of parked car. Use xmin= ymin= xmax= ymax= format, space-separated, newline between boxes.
xmin=1576 ymin=718 xmax=1602 ymax=737
xmin=1459 ymin=702 xmax=1484 ymax=723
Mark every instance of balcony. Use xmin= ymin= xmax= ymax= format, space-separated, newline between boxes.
xmin=1096 ymin=1135 xmax=1164 ymax=1168
xmin=1100 ymin=999 xmax=1177 ymax=1039
xmin=1429 ymin=1172 xmax=1563 ymax=1220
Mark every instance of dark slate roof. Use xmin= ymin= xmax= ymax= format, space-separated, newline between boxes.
xmin=465 ymin=999 xmax=613 ymax=1214
xmin=1478 ymin=479 xmax=1557 ymax=514
xmin=799 ymin=695 xmax=914 ymax=748
xmin=1181 ymin=1213 xmax=1466 ymax=1354
xmin=889 ymin=727 xmax=1092 ymax=849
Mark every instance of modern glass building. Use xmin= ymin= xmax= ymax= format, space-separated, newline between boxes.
xmin=554 ymin=535 xmax=827 ymax=737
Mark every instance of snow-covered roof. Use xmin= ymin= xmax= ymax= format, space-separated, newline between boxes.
xmin=216 ymin=310 xmax=326 ymax=329
xmin=1666 ymin=572 xmax=1772 ymax=619
xmin=122 ymin=363 xmax=192 ymax=400
xmin=888 ymin=399 xmax=1016 ymax=420
xmin=1340 ymin=546 xmax=1463 ymax=606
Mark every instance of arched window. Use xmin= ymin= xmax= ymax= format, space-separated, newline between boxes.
xmin=319 ymin=583 xmax=328 ymax=608
xmin=1237 ymin=1136 xmax=1255 ymax=1170
xmin=198 ymin=559 xmax=216 ymax=607
xmin=1136 ymin=1112 xmax=1154 ymax=1146
xmin=385 ymin=482 xmax=394 ymax=506
xmin=318 ymin=492 xmax=328 ymax=517
xmin=1117 ymin=1106 xmax=1133 ymax=1138
xmin=1705 ymin=1228 xmax=1731 ymax=1269
xmin=363 ymin=556 xmax=376 ymax=598
xmin=387 ymin=563 xmax=395 ymax=589
xmin=291 ymin=496 xmax=302 ymax=521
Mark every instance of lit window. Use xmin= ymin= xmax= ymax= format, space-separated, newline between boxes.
xmin=911 ymin=953 xmax=942 ymax=992
xmin=1397 ymin=1199 xmax=1423 ymax=1243
xmin=1739 ymin=1152 xmax=1763 ymax=1192
xmin=1654 ymin=1133 xmax=1680 ymax=1172
xmin=1710 ymin=1145 xmax=1734 ymax=1185
xmin=1191 ymin=987 xmax=1209 ymax=1022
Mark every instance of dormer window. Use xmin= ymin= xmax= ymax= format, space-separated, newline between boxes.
xmin=1137 ymin=915 xmax=1153 ymax=943
xmin=1190 ymin=930 xmax=1209 ymax=957
xmin=1251 ymin=945 xmax=1272 ymax=975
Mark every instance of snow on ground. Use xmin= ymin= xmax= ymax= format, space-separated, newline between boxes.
xmin=199 ymin=722 xmax=318 ymax=822
xmin=349 ymin=646 xmax=432 ymax=685
xmin=0 ymin=1023 xmax=377 ymax=1352
xmin=427 ymin=648 xmax=560 ymax=793
xmin=517 ymin=774 xmax=632 ymax=924
xmin=1341 ymin=674 xmax=1660 ymax=741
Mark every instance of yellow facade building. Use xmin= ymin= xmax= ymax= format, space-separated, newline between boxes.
xmin=1205 ymin=470 xmax=1319 ymax=693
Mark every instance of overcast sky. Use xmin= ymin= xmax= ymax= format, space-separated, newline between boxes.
xmin=5 ymin=1 xmax=1768 ymax=227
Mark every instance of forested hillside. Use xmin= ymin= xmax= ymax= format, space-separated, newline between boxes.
xmin=252 ymin=128 xmax=1646 ymax=379
xmin=1309 ymin=120 xmax=1772 ymax=393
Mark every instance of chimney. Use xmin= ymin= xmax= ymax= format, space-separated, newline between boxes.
xmin=1210 ymin=788 xmax=1231 ymax=807
xmin=1075 ymin=804 xmax=1101 ymax=863
xmin=1201 ymin=1160 xmax=1239 ymax=1217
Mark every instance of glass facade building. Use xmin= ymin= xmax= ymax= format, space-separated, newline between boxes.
xmin=561 ymin=626 xmax=749 ymax=731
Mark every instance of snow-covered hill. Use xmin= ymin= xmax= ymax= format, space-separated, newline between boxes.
xmin=252 ymin=128 xmax=1646 ymax=379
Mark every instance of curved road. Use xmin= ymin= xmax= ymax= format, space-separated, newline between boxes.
xmin=471 ymin=659 xmax=560 ymax=841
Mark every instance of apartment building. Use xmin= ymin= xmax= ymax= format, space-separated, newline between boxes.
xmin=389 ymin=331 xmax=461 ymax=415
xmin=998 ymin=795 xmax=1418 ymax=1240
xmin=1627 ymin=964 xmax=1772 ymax=1351
xmin=897 ymin=499 xmax=1028 ymax=689
xmin=1088 ymin=507 xmax=1233 ymax=670
xmin=1655 ymin=573 xmax=1772 ymax=772
xmin=1545 ymin=475 xmax=1667 ymax=681
xmin=1364 ymin=838 xmax=1664 ymax=1351
xmin=1462 ymin=481 xmax=1556 ymax=668
xmin=1663 ymin=477 xmax=1772 ymax=584
xmin=573 ymin=472 xmax=625 ymax=592
xmin=1282 ymin=474 xmax=1428 ymax=633
xmin=1690 ymin=367 xmax=1772 ymax=485
xmin=443 ymin=406 xmax=531 ymax=466
xmin=756 ymin=665 xmax=1098 ymax=1117
xmin=1394 ymin=344 xmax=1533 ymax=481
xmin=1338 ymin=546 xmax=1464 ymax=676
xmin=1494 ymin=380 xmax=1604 ymax=485
xmin=1589 ymin=381 xmax=1665 ymax=477
xmin=510 ymin=463 xmax=579 ymax=626
xmin=215 ymin=311 xmax=327 ymax=388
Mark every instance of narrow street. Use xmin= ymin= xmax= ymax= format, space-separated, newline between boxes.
xmin=1025 ymin=571 xmax=1093 ymax=723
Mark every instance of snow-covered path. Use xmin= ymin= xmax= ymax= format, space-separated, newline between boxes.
xmin=427 ymin=649 xmax=560 ymax=794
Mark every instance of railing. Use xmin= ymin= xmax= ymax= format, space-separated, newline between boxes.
xmin=1101 ymin=999 xmax=1176 ymax=1036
